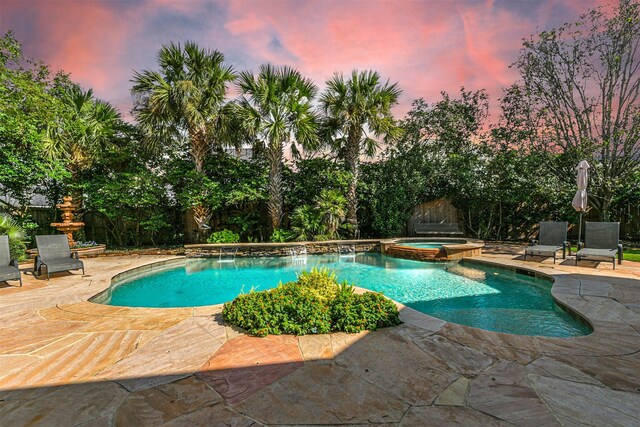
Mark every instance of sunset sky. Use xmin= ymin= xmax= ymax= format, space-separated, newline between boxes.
xmin=1 ymin=0 xmax=608 ymax=121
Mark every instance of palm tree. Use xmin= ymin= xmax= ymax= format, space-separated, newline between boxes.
xmin=236 ymin=65 xmax=318 ymax=230
xmin=131 ymin=41 xmax=236 ymax=232
xmin=45 ymin=85 xmax=121 ymax=180
xmin=320 ymin=70 xmax=402 ymax=237
xmin=316 ymin=189 xmax=346 ymax=238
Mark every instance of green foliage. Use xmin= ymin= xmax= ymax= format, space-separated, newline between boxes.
xmin=270 ymin=228 xmax=295 ymax=243
xmin=202 ymin=153 xmax=268 ymax=241
xmin=222 ymin=268 xmax=401 ymax=337
xmin=222 ymin=282 xmax=332 ymax=337
xmin=82 ymin=168 xmax=174 ymax=246
xmin=330 ymin=289 xmax=401 ymax=334
xmin=359 ymin=88 xmax=573 ymax=241
xmin=207 ymin=229 xmax=240 ymax=244
xmin=290 ymin=204 xmax=324 ymax=241
xmin=78 ymin=123 xmax=176 ymax=247
xmin=287 ymin=188 xmax=348 ymax=241
xmin=315 ymin=189 xmax=347 ymax=238
xmin=514 ymin=0 xmax=640 ymax=219
xmin=285 ymin=158 xmax=350 ymax=208
xmin=624 ymin=249 xmax=640 ymax=263
xmin=44 ymin=80 xmax=123 ymax=181
xmin=295 ymin=268 xmax=339 ymax=302
xmin=132 ymin=41 xmax=237 ymax=236
xmin=0 ymin=31 xmax=68 ymax=215
xmin=172 ymin=168 xmax=223 ymax=213
xmin=236 ymin=65 xmax=319 ymax=229
xmin=131 ymin=41 xmax=237 ymax=171
xmin=0 ymin=213 xmax=27 ymax=260
xmin=3 ymin=22 xmax=640 ymax=247
xmin=320 ymin=69 xmax=403 ymax=235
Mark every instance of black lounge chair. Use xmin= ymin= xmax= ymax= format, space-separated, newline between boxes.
xmin=34 ymin=235 xmax=85 ymax=280
xmin=524 ymin=221 xmax=569 ymax=264
xmin=0 ymin=235 xmax=22 ymax=286
xmin=575 ymin=222 xmax=623 ymax=269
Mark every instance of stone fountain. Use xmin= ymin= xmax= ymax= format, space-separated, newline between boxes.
xmin=51 ymin=196 xmax=84 ymax=247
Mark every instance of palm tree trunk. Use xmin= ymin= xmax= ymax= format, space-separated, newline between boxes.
xmin=267 ymin=140 xmax=284 ymax=230
xmin=191 ymin=130 xmax=208 ymax=173
xmin=345 ymin=133 xmax=360 ymax=237
xmin=190 ymin=130 xmax=211 ymax=241
xmin=192 ymin=204 xmax=212 ymax=242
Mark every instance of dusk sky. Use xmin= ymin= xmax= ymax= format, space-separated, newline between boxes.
xmin=1 ymin=0 xmax=608 ymax=121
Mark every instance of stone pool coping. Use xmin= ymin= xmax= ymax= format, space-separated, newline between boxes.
xmin=1 ymin=252 xmax=639 ymax=425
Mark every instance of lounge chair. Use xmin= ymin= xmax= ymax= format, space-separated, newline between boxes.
xmin=524 ymin=221 xmax=568 ymax=264
xmin=575 ymin=222 xmax=623 ymax=269
xmin=0 ymin=235 xmax=22 ymax=286
xmin=34 ymin=235 xmax=85 ymax=280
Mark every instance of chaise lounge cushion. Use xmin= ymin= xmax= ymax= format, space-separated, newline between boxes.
xmin=576 ymin=248 xmax=617 ymax=261
xmin=0 ymin=264 xmax=21 ymax=283
xmin=40 ymin=256 xmax=84 ymax=274
xmin=524 ymin=245 xmax=563 ymax=257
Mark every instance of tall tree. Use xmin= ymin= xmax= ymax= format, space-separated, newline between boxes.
xmin=131 ymin=41 xmax=236 ymax=233
xmin=0 ymin=31 xmax=68 ymax=216
xmin=320 ymin=70 xmax=401 ymax=236
xmin=515 ymin=0 xmax=640 ymax=219
xmin=236 ymin=65 xmax=318 ymax=230
xmin=46 ymin=83 xmax=122 ymax=183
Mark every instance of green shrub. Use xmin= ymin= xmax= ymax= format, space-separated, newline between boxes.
xmin=207 ymin=229 xmax=240 ymax=244
xmin=222 ymin=282 xmax=332 ymax=337
xmin=222 ymin=268 xmax=401 ymax=337
xmin=0 ymin=214 xmax=27 ymax=261
xmin=296 ymin=267 xmax=339 ymax=302
xmin=270 ymin=228 xmax=295 ymax=243
xmin=8 ymin=238 xmax=27 ymax=261
xmin=330 ymin=288 xmax=401 ymax=333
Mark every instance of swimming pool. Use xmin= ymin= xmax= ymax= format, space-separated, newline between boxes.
xmin=93 ymin=254 xmax=591 ymax=337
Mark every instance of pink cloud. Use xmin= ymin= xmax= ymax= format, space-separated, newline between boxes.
xmin=226 ymin=14 xmax=265 ymax=35
xmin=1 ymin=0 xmax=610 ymax=122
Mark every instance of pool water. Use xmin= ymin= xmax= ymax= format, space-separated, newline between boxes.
xmin=397 ymin=242 xmax=451 ymax=249
xmin=95 ymin=254 xmax=591 ymax=337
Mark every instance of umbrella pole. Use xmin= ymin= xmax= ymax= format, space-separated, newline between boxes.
xmin=578 ymin=212 xmax=583 ymax=248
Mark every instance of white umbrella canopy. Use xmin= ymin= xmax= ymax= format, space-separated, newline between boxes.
xmin=571 ymin=160 xmax=590 ymax=245
xmin=572 ymin=160 xmax=590 ymax=211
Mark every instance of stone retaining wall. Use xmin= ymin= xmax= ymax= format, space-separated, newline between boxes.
xmin=184 ymin=240 xmax=381 ymax=258
xmin=384 ymin=245 xmax=448 ymax=261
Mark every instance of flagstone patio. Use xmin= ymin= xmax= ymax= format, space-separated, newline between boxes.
xmin=0 ymin=250 xmax=639 ymax=426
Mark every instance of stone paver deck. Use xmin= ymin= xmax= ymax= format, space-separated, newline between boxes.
xmin=0 ymin=251 xmax=639 ymax=426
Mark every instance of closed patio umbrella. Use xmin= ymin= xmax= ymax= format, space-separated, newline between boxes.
xmin=571 ymin=160 xmax=590 ymax=245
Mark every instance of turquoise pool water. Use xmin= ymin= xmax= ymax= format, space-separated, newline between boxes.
xmin=95 ymin=254 xmax=591 ymax=337
xmin=397 ymin=242 xmax=452 ymax=249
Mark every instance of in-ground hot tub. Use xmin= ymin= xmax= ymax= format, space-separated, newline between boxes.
xmin=380 ymin=238 xmax=483 ymax=261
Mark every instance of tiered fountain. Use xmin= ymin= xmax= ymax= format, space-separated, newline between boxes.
xmin=51 ymin=196 xmax=84 ymax=246
xmin=48 ymin=196 xmax=106 ymax=255
xmin=28 ymin=196 xmax=106 ymax=258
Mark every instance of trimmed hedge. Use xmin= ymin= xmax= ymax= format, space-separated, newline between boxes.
xmin=222 ymin=268 xmax=401 ymax=337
